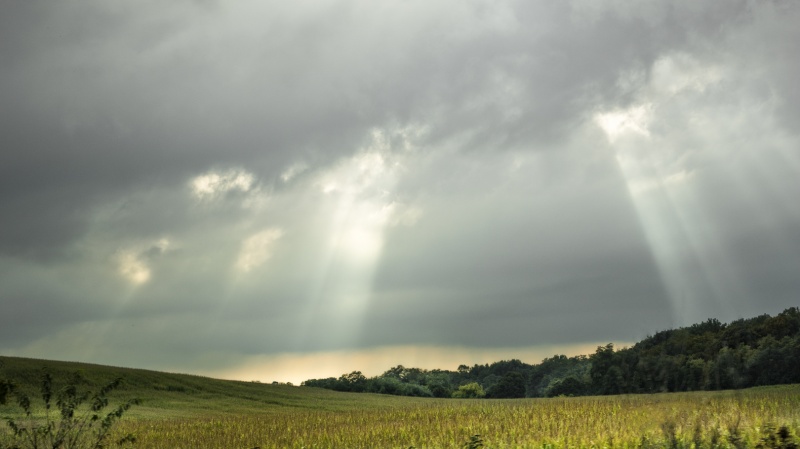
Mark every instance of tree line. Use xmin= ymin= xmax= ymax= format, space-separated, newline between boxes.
xmin=301 ymin=307 xmax=800 ymax=398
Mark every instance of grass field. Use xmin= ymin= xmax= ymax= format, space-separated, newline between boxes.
xmin=2 ymin=356 xmax=800 ymax=448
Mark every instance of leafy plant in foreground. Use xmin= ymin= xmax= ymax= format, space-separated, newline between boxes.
xmin=757 ymin=425 xmax=798 ymax=449
xmin=0 ymin=370 xmax=139 ymax=449
xmin=462 ymin=434 xmax=484 ymax=449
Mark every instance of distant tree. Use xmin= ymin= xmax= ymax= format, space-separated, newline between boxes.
xmin=486 ymin=359 xmax=527 ymax=377
xmin=546 ymin=376 xmax=589 ymax=397
xmin=486 ymin=372 xmax=526 ymax=398
xmin=590 ymin=343 xmax=617 ymax=395
xmin=368 ymin=376 xmax=404 ymax=395
xmin=424 ymin=373 xmax=453 ymax=398
xmin=402 ymin=383 xmax=433 ymax=397
xmin=711 ymin=346 xmax=746 ymax=390
xmin=338 ymin=371 xmax=368 ymax=392
xmin=684 ymin=357 xmax=708 ymax=391
xmin=301 ymin=377 xmax=339 ymax=389
xmin=301 ymin=308 xmax=800 ymax=398
xmin=370 ymin=377 xmax=429 ymax=396
xmin=480 ymin=374 xmax=501 ymax=393
xmin=527 ymin=354 xmax=590 ymax=397
xmin=764 ymin=307 xmax=800 ymax=340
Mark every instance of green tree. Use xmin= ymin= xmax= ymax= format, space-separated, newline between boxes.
xmin=338 ymin=371 xmax=368 ymax=392
xmin=590 ymin=343 xmax=618 ymax=394
xmin=711 ymin=346 xmax=746 ymax=390
xmin=486 ymin=372 xmax=526 ymax=398
xmin=684 ymin=357 xmax=708 ymax=391
xmin=546 ymin=376 xmax=589 ymax=397
xmin=424 ymin=373 xmax=453 ymax=398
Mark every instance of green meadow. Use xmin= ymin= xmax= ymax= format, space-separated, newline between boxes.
xmin=2 ymin=356 xmax=800 ymax=448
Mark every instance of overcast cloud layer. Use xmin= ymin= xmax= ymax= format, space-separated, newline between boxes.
xmin=2 ymin=0 xmax=799 ymax=382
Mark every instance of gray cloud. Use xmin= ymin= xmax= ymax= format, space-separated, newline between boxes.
xmin=1 ymin=0 xmax=799 ymax=377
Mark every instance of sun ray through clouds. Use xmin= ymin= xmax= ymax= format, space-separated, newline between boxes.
xmin=62 ymin=235 xmax=177 ymax=363
xmin=294 ymin=127 xmax=421 ymax=351
xmin=595 ymin=63 xmax=743 ymax=324
xmin=596 ymin=50 xmax=800 ymax=324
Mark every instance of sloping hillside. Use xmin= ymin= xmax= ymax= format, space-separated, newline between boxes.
xmin=0 ymin=356 xmax=425 ymax=419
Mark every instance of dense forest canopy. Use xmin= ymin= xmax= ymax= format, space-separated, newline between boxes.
xmin=302 ymin=307 xmax=800 ymax=398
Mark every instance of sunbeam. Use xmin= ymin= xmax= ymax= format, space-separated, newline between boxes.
xmin=596 ymin=48 xmax=800 ymax=323
xmin=295 ymin=128 xmax=414 ymax=351
xmin=597 ymin=103 xmax=746 ymax=324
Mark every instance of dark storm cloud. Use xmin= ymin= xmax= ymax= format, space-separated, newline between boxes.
xmin=362 ymin=147 xmax=673 ymax=348
xmin=1 ymin=0 xmax=799 ymax=377
xmin=0 ymin=1 xmax=365 ymax=256
xmin=0 ymin=0 xmax=758 ymax=258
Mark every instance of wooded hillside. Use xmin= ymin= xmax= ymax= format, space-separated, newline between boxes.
xmin=302 ymin=307 xmax=800 ymax=398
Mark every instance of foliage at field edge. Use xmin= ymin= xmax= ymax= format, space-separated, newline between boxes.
xmin=0 ymin=363 xmax=138 ymax=449
xmin=302 ymin=307 xmax=800 ymax=398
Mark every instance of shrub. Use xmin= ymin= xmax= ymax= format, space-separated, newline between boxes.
xmin=451 ymin=382 xmax=485 ymax=399
xmin=0 ymin=369 xmax=139 ymax=449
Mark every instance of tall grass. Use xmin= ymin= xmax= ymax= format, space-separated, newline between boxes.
xmin=110 ymin=386 xmax=800 ymax=448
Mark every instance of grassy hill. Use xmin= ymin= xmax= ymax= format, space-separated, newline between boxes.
xmin=3 ymin=355 xmax=800 ymax=447
xmin=0 ymin=355 xmax=425 ymax=419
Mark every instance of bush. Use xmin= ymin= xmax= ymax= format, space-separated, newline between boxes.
xmin=452 ymin=382 xmax=485 ymax=399
xmin=0 ymin=369 xmax=139 ymax=449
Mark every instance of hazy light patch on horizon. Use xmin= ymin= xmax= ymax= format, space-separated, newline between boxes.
xmin=200 ymin=342 xmax=632 ymax=386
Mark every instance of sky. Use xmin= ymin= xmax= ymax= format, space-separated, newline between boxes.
xmin=1 ymin=0 xmax=799 ymax=385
